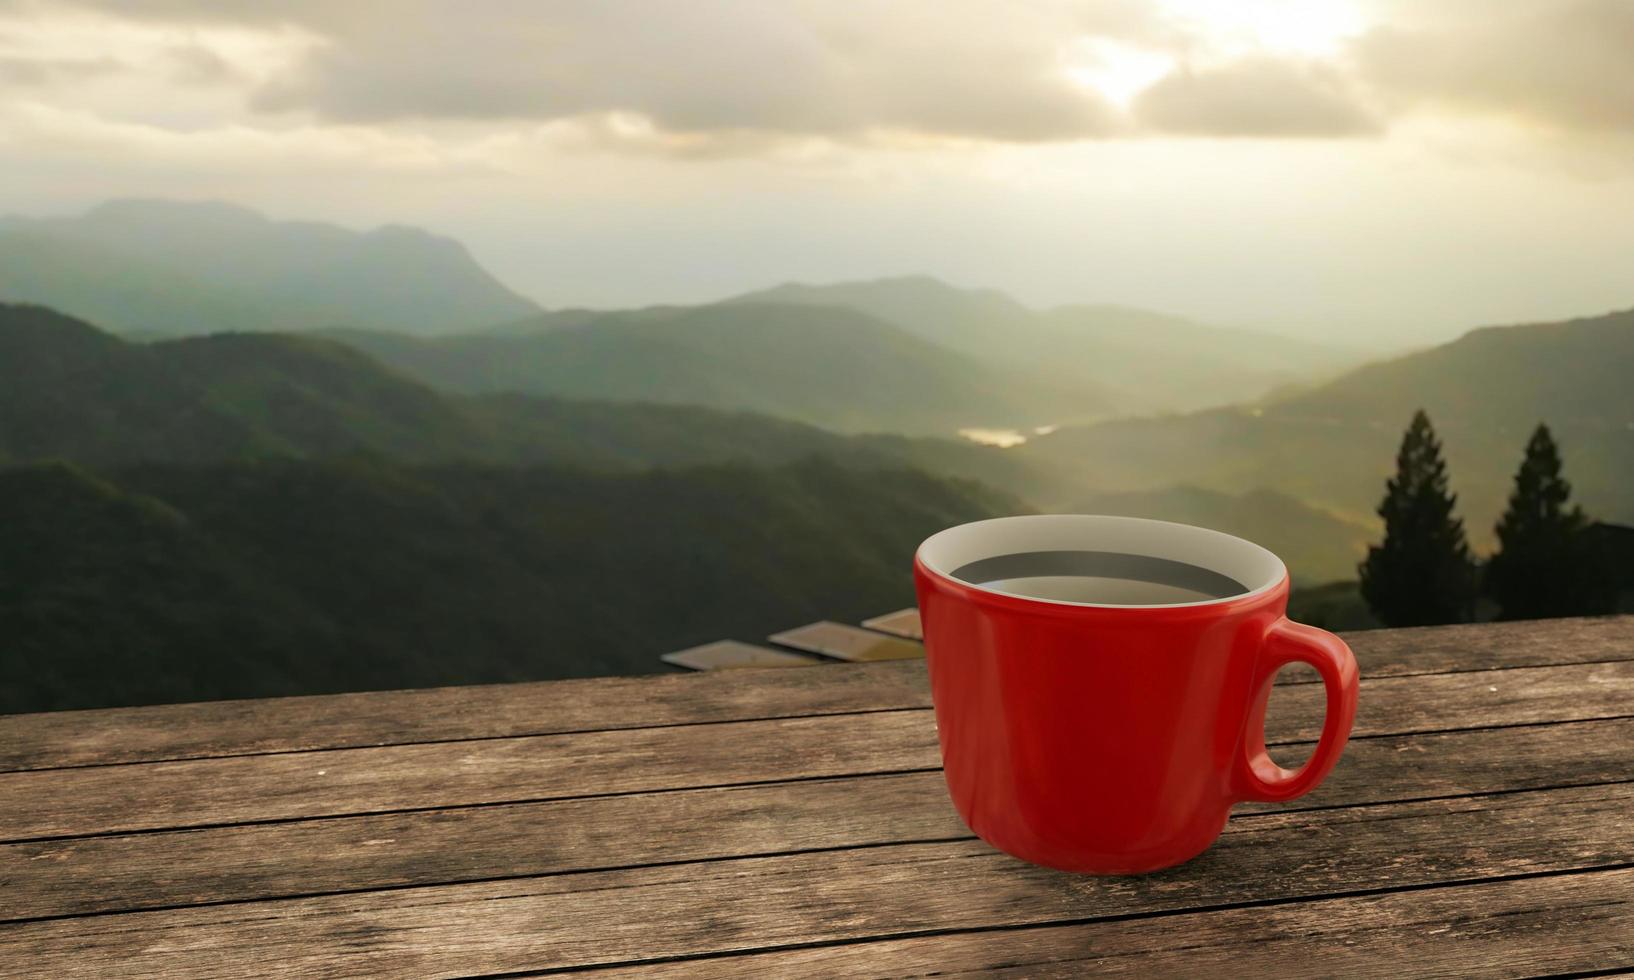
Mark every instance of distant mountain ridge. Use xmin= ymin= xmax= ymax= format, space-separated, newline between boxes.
xmin=326 ymin=301 xmax=1113 ymax=436
xmin=1071 ymin=485 xmax=1374 ymax=584
xmin=0 ymin=199 xmax=541 ymax=336
xmin=0 ymin=201 xmax=1361 ymax=422
xmin=1274 ymin=308 xmax=1634 ymax=429
xmin=731 ymin=275 xmax=1037 ymax=357
xmin=1 ymin=456 xmax=1018 ymax=712
xmin=728 ymin=275 xmax=1362 ymax=413
xmin=0 ymin=302 xmax=850 ymax=468
xmin=0 ymin=302 xmax=1051 ymax=713
xmin=0 ymin=301 xmax=1052 ymax=491
xmin=1023 ymin=305 xmax=1634 ymax=543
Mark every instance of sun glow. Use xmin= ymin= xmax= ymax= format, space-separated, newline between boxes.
xmin=1063 ymin=2 xmax=1366 ymax=112
xmin=1065 ymin=38 xmax=1175 ymax=108
xmin=1154 ymin=0 xmax=1366 ymax=59
xmin=959 ymin=428 xmax=1030 ymax=449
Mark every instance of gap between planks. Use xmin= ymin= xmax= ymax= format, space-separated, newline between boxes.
xmin=2 ymin=660 xmax=1632 ymax=843
xmin=4 ymin=616 xmax=1631 ymax=773
xmin=3 ymin=787 xmax=1632 ymax=977
xmin=3 ymin=715 xmax=1631 ymax=923
xmin=544 ymin=865 xmax=1634 ymax=979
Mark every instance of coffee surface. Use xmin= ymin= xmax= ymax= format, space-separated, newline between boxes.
xmin=950 ymin=550 xmax=1248 ymax=605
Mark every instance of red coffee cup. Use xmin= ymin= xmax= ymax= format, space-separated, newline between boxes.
xmin=914 ymin=515 xmax=1359 ymax=874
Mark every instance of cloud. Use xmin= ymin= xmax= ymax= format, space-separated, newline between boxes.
xmin=1355 ymin=0 xmax=1634 ymax=134
xmin=0 ymin=53 xmax=121 ymax=84
xmin=8 ymin=0 xmax=1127 ymax=144
xmin=242 ymin=1 xmax=1131 ymax=143
xmin=1134 ymin=58 xmax=1380 ymax=137
xmin=0 ymin=98 xmax=496 ymax=175
xmin=0 ymin=0 xmax=1403 ymax=150
xmin=3 ymin=0 xmax=1629 ymax=156
xmin=164 ymin=42 xmax=243 ymax=86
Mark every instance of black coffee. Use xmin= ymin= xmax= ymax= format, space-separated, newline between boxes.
xmin=950 ymin=550 xmax=1248 ymax=605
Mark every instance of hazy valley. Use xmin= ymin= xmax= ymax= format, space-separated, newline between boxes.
xmin=4 ymin=198 xmax=1632 ymax=711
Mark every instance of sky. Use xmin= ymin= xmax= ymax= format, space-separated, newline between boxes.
xmin=1 ymin=0 xmax=1631 ymax=345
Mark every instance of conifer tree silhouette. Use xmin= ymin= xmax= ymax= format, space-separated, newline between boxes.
xmin=1359 ymin=410 xmax=1476 ymax=626
xmin=1485 ymin=424 xmax=1607 ymax=619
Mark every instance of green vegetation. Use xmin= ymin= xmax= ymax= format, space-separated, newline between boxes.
xmin=1286 ymin=581 xmax=1381 ymax=632
xmin=0 ymin=199 xmax=540 ymax=336
xmin=0 ymin=457 xmax=1018 ymax=713
xmin=0 ymin=299 xmax=1047 ymax=714
xmin=1358 ymin=411 xmax=1477 ymax=627
xmin=0 ymin=302 xmax=1048 ymax=483
xmin=1020 ymin=307 xmax=1634 ymax=541
xmin=1583 ymin=523 xmax=1634 ymax=613
xmin=5 ymin=239 xmax=1634 ymax=712
xmin=730 ymin=275 xmax=1360 ymax=414
xmin=1071 ymin=485 xmax=1373 ymax=585
xmin=0 ymin=206 xmax=1357 ymax=425
xmin=1351 ymin=415 xmax=1630 ymax=627
xmin=325 ymin=301 xmax=1109 ymax=436
xmin=1485 ymin=425 xmax=1614 ymax=620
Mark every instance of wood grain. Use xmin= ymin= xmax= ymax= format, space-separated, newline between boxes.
xmin=577 ymin=867 xmax=1634 ymax=979
xmin=767 ymin=621 xmax=925 ymax=662
xmin=4 ymin=660 xmax=1632 ymax=842
xmin=860 ymin=608 xmax=922 ymax=639
xmin=658 ymin=641 xmax=821 ymax=671
xmin=4 ymin=716 xmax=1630 ymax=922
xmin=0 ymin=659 xmax=929 ymax=773
xmin=3 ymin=782 xmax=1630 ymax=977
xmin=1317 ymin=614 xmax=1634 ymax=679
xmin=0 ymin=710 xmax=939 ymax=842
xmin=4 ymin=616 xmax=1629 ymax=772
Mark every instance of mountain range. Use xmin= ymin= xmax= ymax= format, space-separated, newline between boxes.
xmin=1072 ymin=485 xmax=1374 ymax=585
xmin=1 ymin=200 xmax=1361 ymax=425
xmin=326 ymin=302 xmax=1109 ymax=436
xmin=5 ymin=197 xmax=1634 ymax=714
xmin=7 ymin=294 xmax=1633 ymax=577
xmin=1023 ymin=307 xmax=1634 ymax=545
xmin=1 ymin=457 xmax=1014 ymax=712
xmin=0 ymin=199 xmax=540 ymax=336
xmin=731 ymin=276 xmax=1363 ymax=414
xmin=0 ymin=303 xmax=1042 ymax=713
xmin=0 ymin=302 xmax=1034 ymax=484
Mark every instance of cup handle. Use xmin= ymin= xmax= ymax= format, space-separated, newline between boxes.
xmin=1235 ymin=618 xmax=1360 ymax=803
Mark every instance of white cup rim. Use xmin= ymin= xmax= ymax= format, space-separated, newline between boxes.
xmin=916 ymin=514 xmax=1288 ymax=610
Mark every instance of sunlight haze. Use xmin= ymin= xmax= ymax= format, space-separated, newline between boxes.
xmin=2 ymin=0 xmax=1630 ymax=344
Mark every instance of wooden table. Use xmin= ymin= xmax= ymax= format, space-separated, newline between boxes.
xmin=3 ymin=616 xmax=1633 ymax=977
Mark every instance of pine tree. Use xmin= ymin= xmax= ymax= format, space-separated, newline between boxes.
xmin=1359 ymin=410 xmax=1476 ymax=626
xmin=1485 ymin=424 xmax=1604 ymax=619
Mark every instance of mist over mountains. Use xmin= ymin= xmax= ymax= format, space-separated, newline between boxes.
xmin=0 ymin=303 xmax=1051 ymax=488
xmin=3 ymin=197 xmax=1632 ymax=711
xmin=1 ymin=201 xmax=1361 ymax=424
xmin=326 ymin=302 xmax=1109 ymax=436
xmin=732 ymin=276 xmax=1362 ymax=414
xmin=0 ymin=199 xmax=541 ymax=336
xmin=1024 ymin=307 xmax=1634 ymax=545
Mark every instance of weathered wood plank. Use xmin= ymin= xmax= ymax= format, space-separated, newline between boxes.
xmin=0 ymin=660 xmax=928 ymax=774
xmin=577 ymin=868 xmax=1634 ymax=979
xmin=4 ymin=717 xmax=1631 ymax=922
xmin=3 ymin=616 xmax=1630 ymax=772
xmin=860 ymin=607 xmax=922 ymax=639
xmin=3 ymin=783 xmax=1630 ymax=977
xmin=1323 ymin=614 xmax=1634 ymax=678
xmin=3 ymin=660 xmax=1632 ymax=842
xmin=0 ymin=710 xmax=937 ymax=842
xmin=767 ymin=621 xmax=925 ymax=662
xmin=658 ymin=641 xmax=821 ymax=671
